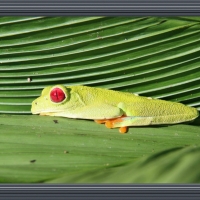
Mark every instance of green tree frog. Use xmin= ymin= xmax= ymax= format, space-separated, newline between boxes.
xmin=31 ymin=85 xmax=199 ymax=133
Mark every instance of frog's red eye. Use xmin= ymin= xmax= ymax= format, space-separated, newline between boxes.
xmin=50 ymin=87 xmax=66 ymax=103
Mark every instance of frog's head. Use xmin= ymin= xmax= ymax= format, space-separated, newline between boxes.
xmin=31 ymin=85 xmax=70 ymax=115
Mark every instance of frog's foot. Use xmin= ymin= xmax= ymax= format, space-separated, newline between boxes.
xmin=105 ymin=116 xmax=128 ymax=134
xmin=119 ymin=127 xmax=128 ymax=134
xmin=94 ymin=115 xmax=128 ymax=134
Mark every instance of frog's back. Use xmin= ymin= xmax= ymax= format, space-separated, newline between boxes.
xmin=69 ymin=85 xmax=198 ymax=121
xmin=69 ymin=85 xmax=146 ymax=104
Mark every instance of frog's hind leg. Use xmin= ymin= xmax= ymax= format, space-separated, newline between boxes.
xmin=107 ymin=116 xmax=153 ymax=133
xmin=94 ymin=115 xmax=128 ymax=133
xmin=103 ymin=116 xmax=128 ymax=134
xmin=94 ymin=115 xmax=127 ymax=126
xmin=95 ymin=115 xmax=153 ymax=133
xmin=112 ymin=116 xmax=153 ymax=127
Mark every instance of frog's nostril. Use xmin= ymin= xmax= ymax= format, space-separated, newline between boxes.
xmin=35 ymin=102 xmax=37 ymax=105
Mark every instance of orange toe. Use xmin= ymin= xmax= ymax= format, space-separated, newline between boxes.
xmin=119 ymin=127 xmax=128 ymax=134
xmin=105 ymin=121 xmax=114 ymax=128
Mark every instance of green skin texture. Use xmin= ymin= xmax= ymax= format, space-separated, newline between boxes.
xmin=31 ymin=85 xmax=199 ymax=128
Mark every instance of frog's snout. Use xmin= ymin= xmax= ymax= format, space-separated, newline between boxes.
xmin=31 ymin=99 xmax=38 ymax=114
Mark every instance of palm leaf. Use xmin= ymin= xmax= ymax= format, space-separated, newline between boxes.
xmin=1 ymin=115 xmax=200 ymax=183
xmin=48 ymin=146 xmax=200 ymax=183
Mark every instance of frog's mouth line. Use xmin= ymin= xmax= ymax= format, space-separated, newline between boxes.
xmin=31 ymin=104 xmax=76 ymax=115
xmin=31 ymin=110 xmax=62 ymax=115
